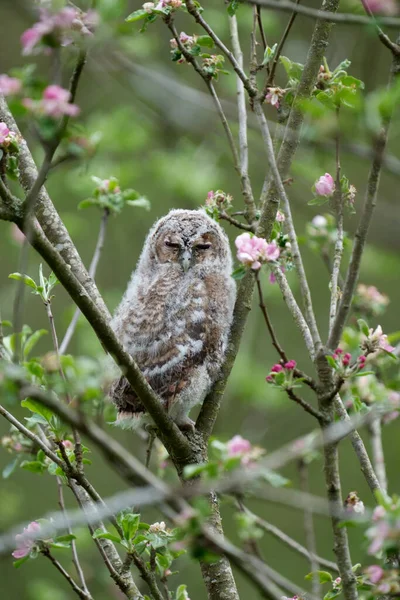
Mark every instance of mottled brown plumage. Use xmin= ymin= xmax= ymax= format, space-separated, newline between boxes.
xmin=110 ymin=209 xmax=236 ymax=429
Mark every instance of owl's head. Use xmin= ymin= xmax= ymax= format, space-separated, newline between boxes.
xmin=145 ymin=209 xmax=232 ymax=273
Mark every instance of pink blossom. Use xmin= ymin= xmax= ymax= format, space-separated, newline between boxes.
xmin=20 ymin=7 xmax=98 ymax=55
xmin=271 ymin=364 xmax=283 ymax=373
xmin=342 ymin=353 xmax=351 ymax=367
xmin=235 ymin=233 xmax=280 ymax=271
xmin=265 ymin=87 xmax=282 ymax=108
xmin=276 ymin=210 xmax=285 ymax=222
xmin=12 ymin=521 xmax=41 ymax=559
xmin=0 ymin=75 xmax=22 ymax=96
xmin=284 ymin=360 xmax=296 ymax=370
xmin=372 ymin=506 xmax=386 ymax=521
xmin=21 ymin=23 xmax=50 ymax=55
xmin=143 ymin=2 xmax=155 ymax=12
xmin=62 ymin=440 xmax=74 ymax=450
xmin=24 ymin=85 xmax=80 ymax=119
xmin=358 ymin=355 xmax=367 ymax=369
xmin=315 ymin=173 xmax=335 ymax=197
xmin=226 ymin=435 xmax=252 ymax=457
xmin=0 ymin=122 xmax=10 ymax=144
xmin=366 ymin=0 xmax=398 ymax=15
xmin=365 ymin=565 xmax=384 ymax=584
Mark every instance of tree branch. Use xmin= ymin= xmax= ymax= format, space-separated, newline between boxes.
xmin=248 ymin=0 xmax=400 ymax=28
xmin=42 ymin=547 xmax=91 ymax=600
xmin=328 ymin=39 xmax=400 ymax=349
xmin=60 ymin=208 xmax=110 ymax=354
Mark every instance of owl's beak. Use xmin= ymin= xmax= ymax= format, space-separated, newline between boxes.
xmin=180 ymin=248 xmax=192 ymax=272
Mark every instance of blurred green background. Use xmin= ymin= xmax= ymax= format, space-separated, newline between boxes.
xmin=0 ymin=0 xmax=399 ymax=598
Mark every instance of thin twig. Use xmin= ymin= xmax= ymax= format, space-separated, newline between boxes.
xmin=266 ymin=0 xmax=301 ymax=87
xmin=229 ymin=13 xmax=256 ymax=223
xmin=248 ymin=0 xmax=400 ymax=27
xmin=219 ymin=211 xmax=253 ymax=231
xmin=329 ymin=108 xmax=344 ymax=335
xmin=361 ymin=0 xmax=400 ymax=54
xmin=298 ymin=459 xmax=321 ymax=598
xmin=286 ymin=389 xmax=323 ymax=421
xmin=269 ymin=265 xmax=314 ymax=358
xmin=253 ymin=100 xmax=321 ymax=354
xmin=60 ymin=208 xmax=110 ymax=355
xmin=244 ymin=507 xmax=339 ymax=573
xmin=56 ymin=478 xmax=92 ymax=598
xmin=368 ymin=417 xmax=387 ymax=493
xmin=42 ymin=547 xmax=91 ymax=599
xmin=185 ymin=0 xmax=257 ymax=97
xmin=255 ymin=271 xmax=287 ymax=361
xmin=256 ymin=6 xmax=268 ymax=51
xmin=328 ymin=41 xmax=400 ymax=349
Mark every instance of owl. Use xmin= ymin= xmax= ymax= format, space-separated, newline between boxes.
xmin=109 ymin=209 xmax=236 ymax=430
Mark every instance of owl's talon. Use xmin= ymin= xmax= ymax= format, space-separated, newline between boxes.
xmin=176 ymin=417 xmax=195 ymax=432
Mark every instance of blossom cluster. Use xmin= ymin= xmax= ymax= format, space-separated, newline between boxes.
xmin=361 ymin=325 xmax=395 ymax=355
xmin=354 ymin=284 xmax=389 ymax=317
xmin=204 ymin=189 xmax=233 ymax=216
xmin=364 ymin=565 xmax=400 ymax=595
xmin=344 ymin=491 xmax=365 ymax=515
xmin=0 ymin=75 xmax=22 ymax=96
xmin=170 ymin=32 xmax=197 ymax=53
xmin=143 ymin=0 xmax=182 ymax=12
xmin=266 ymin=360 xmax=298 ymax=388
xmin=0 ymin=123 xmax=18 ymax=147
xmin=226 ymin=435 xmax=264 ymax=466
xmin=12 ymin=521 xmax=42 ymax=559
xmin=366 ymin=502 xmax=400 ymax=556
xmin=235 ymin=233 xmax=280 ymax=271
xmin=21 ymin=6 xmax=98 ymax=55
xmin=329 ymin=347 xmax=366 ymax=376
xmin=367 ymin=0 xmax=398 ymax=15
xmin=23 ymin=85 xmax=80 ymax=119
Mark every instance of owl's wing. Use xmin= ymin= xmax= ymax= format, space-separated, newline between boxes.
xmin=110 ymin=272 xmax=234 ymax=419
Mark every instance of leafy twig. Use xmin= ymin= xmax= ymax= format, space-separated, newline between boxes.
xmin=266 ymin=0 xmax=301 ymax=87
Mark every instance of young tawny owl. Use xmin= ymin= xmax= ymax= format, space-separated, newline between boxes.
xmin=109 ymin=209 xmax=236 ymax=430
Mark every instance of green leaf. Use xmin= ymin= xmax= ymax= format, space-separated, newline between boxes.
xmin=261 ymin=468 xmax=290 ymax=488
xmin=1 ymin=319 xmax=12 ymax=328
xmin=183 ymin=462 xmax=209 ymax=479
xmin=326 ymin=355 xmax=338 ymax=369
xmin=274 ymin=371 xmax=285 ymax=386
xmin=21 ymin=398 xmax=53 ymax=423
xmin=121 ymin=513 xmax=141 ymax=541
xmin=227 ymin=0 xmax=241 ymax=16
xmin=13 ymin=555 xmax=31 ymax=569
xmin=197 ymin=35 xmax=214 ymax=48
xmin=3 ymin=457 xmax=20 ymax=479
xmin=308 ymin=196 xmax=330 ymax=206
xmin=231 ymin=265 xmax=247 ymax=280
xmin=315 ymin=91 xmax=336 ymax=110
xmin=125 ymin=9 xmax=149 ymax=22
xmin=92 ymin=529 xmax=121 ymax=544
xmin=357 ymin=319 xmax=370 ymax=337
xmin=262 ymin=43 xmax=277 ymax=67
xmin=324 ymin=591 xmax=341 ymax=600
xmin=78 ymin=198 xmax=97 ymax=210
xmin=49 ymin=542 xmax=72 ymax=549
xmin=8 ymin=273 xmax=37 ymax=290
xmin=126 ymin=198 xmax=151 ymax=211
xmin=23 ymin=329 xmax=48 ymax=358
xmin=280 ymin=56 xmax=304 ymax=80
xmin=176 ymin=584 xmax=190 ymax=600
xmin=20 ymin=460 xmax=46 ymax=473
xmin=353 ymin=371 xmax=375 ymax=378
xmin=55 ymin=534 xmax=76 ymax=543
xmin=305 ymin=570 xmax=333 ymax=584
